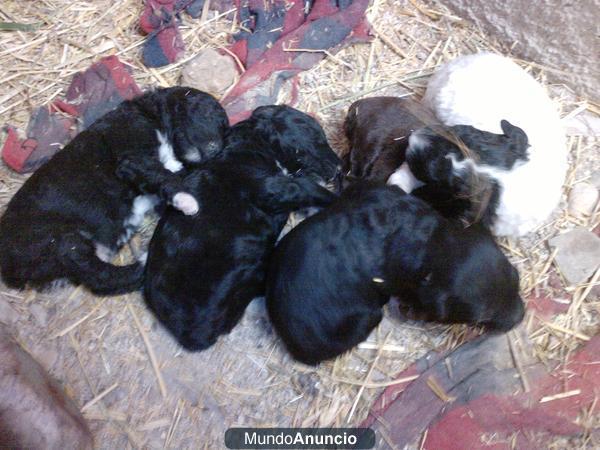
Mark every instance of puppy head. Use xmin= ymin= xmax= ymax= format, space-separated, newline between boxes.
xmin=408 ymin=120 xmax=530 ymax=176
xmin=406 ymin=126 xmax=505 ymax=225
xmin=251 ymin=105 xmax=342 ymax=184
xmin=415 ymin=225 xmax=524 ymax=331
xmin=170 ymin=89 xmax=229 ymax=164
xmin=405 ymin=127 xmax=459 ymax=186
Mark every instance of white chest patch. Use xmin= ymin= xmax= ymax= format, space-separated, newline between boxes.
xmin=156 ymin=130 xmax=183 ymax=173
xmin=387 ymin=162 xmax=425 ymax=193
xmin=275 ymin=160 xmax=290 ymax=176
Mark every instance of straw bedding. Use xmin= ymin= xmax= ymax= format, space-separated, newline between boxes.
xmin=0 ymin=0 xmax=598 ymax=447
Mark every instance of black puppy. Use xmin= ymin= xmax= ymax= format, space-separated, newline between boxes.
xmin=266 ymin=182 xmax=524 ymax=365
xmin=143 ymin=105 xmax=342 ymax=351
xmin=391 ymin=120 xmax=530 ymax=227
xmin=0 ymin=87 xmax=228 ymax=295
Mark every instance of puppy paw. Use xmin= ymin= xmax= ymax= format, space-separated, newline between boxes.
xmin=172 ymin=192 xmax=199 ymax=215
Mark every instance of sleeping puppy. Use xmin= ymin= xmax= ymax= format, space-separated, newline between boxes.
xmin=0 ymin=87 xmax=228 ymax=295
xmin=343 ymin=97 xmax=431 ymax=182
xmin=143 ymin=105 xmax=342 ymax=351
xmin=266 ymin=182 xmax=524 ymax=365
xmin=389 ymin=120 xmax=530 ymax=227
xmin=343 ymin=97 xmax=529 ymax=228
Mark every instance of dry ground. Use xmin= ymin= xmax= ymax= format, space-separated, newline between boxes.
xmin=0 ymin=0 xmax=598 ymax=448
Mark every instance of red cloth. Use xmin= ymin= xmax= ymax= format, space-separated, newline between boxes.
xmin=2 ymin=56 xmax=140 ymax=173
xmin=139 ymin=0 xmax=186 ymax=67
xmin=2 ymin=1 xmax=372 ymax=172
xmin=223 ymin=0 xmax=371 ymax=123
xmin=362 ymin=289 xmax=597 ymax=449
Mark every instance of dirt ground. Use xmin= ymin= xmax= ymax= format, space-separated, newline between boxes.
xmin=0 ymin=1 xmax=598 ymax=449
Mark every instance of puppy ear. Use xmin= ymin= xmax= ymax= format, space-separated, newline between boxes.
xmin=500 ymin=120 xmax=529 ymax=146
xmin=500 ymin=119 xmax=511 ymax=135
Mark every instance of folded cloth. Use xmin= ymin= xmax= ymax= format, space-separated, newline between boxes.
xmin=2 ymin=1 xmax=371 ymax=172
xmin=224 ymin=0 xmax=371 ymax=124
xmin=137 ymin=0 xmax=370 ymax=117
xmin=65 ymin=55 xmax=142 ymax=128
xmin=2 ymin=56 xmax=141 ymax=173
xmin=140 ymin=0 xmax=198 ymax=67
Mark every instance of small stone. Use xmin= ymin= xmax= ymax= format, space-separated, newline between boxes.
xmin=568 ymin=182 xmax=599 ymax=217
xmin=0 ymin=298 xmax=19 ymax=325
xmin=180 ymin=48 xmax=238 ymax=97
xmin=549 ymin=227 xmax=600 ymax=285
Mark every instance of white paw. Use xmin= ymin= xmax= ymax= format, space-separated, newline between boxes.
xmin=172 ymin=192 xmax=199 ymax=215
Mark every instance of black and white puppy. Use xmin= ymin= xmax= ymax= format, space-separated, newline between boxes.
xmin=143 ymin=105 xmax=342 ymax=351
xmin=0 ymin=87 xmax=228 ymax=295
xmin=266 ymin=182 xmax=525 ymax=365
xmin=389 ymin=120 xmax=529 ymax=227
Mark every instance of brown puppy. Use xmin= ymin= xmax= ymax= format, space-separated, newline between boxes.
xmin=343 ymin=96 xmax=434 ymax=182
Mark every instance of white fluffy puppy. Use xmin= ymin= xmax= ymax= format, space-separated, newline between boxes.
xmin=418 ymin=52 xmax=567 ymax=237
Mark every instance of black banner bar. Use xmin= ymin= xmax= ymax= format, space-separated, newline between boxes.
xmin=224 ymin=428 xmax=376 ymax=449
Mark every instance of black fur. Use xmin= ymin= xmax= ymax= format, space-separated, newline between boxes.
xmin=143 ymin=105 xmax=342 ymax=351
xmin=408 ymin=120 xmax=529 ymax=227
xmin=266 ymin=183 xmax=524 ymax=365
xmin=0 ymin=87 xmax=228 ymax=295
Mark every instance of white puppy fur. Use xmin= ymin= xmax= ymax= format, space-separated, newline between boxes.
xmin=156 ymin=130 xmax=184 ymax=173
xmin=419 ymin=52 xmax=567 ymax=237
xmin=156 ymin=131 xmax=199 ymax=216
xmin=387 ymin=161 xmax=425 ymax=193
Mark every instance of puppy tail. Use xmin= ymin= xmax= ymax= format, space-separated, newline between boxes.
xmin=58 ymin=233 xmax=144 ymax=296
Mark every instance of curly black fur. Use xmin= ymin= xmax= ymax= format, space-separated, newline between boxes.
xmin=143 ymin=105 xmax=342 ymax=351
xmin=266 ymin=182 xmax=524 ymax=365
xmin=0 ymin=87 xmax=228 ymax=295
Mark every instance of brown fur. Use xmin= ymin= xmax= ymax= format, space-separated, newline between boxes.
xmin=343 ymin=96 xmax=436 ymax=182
